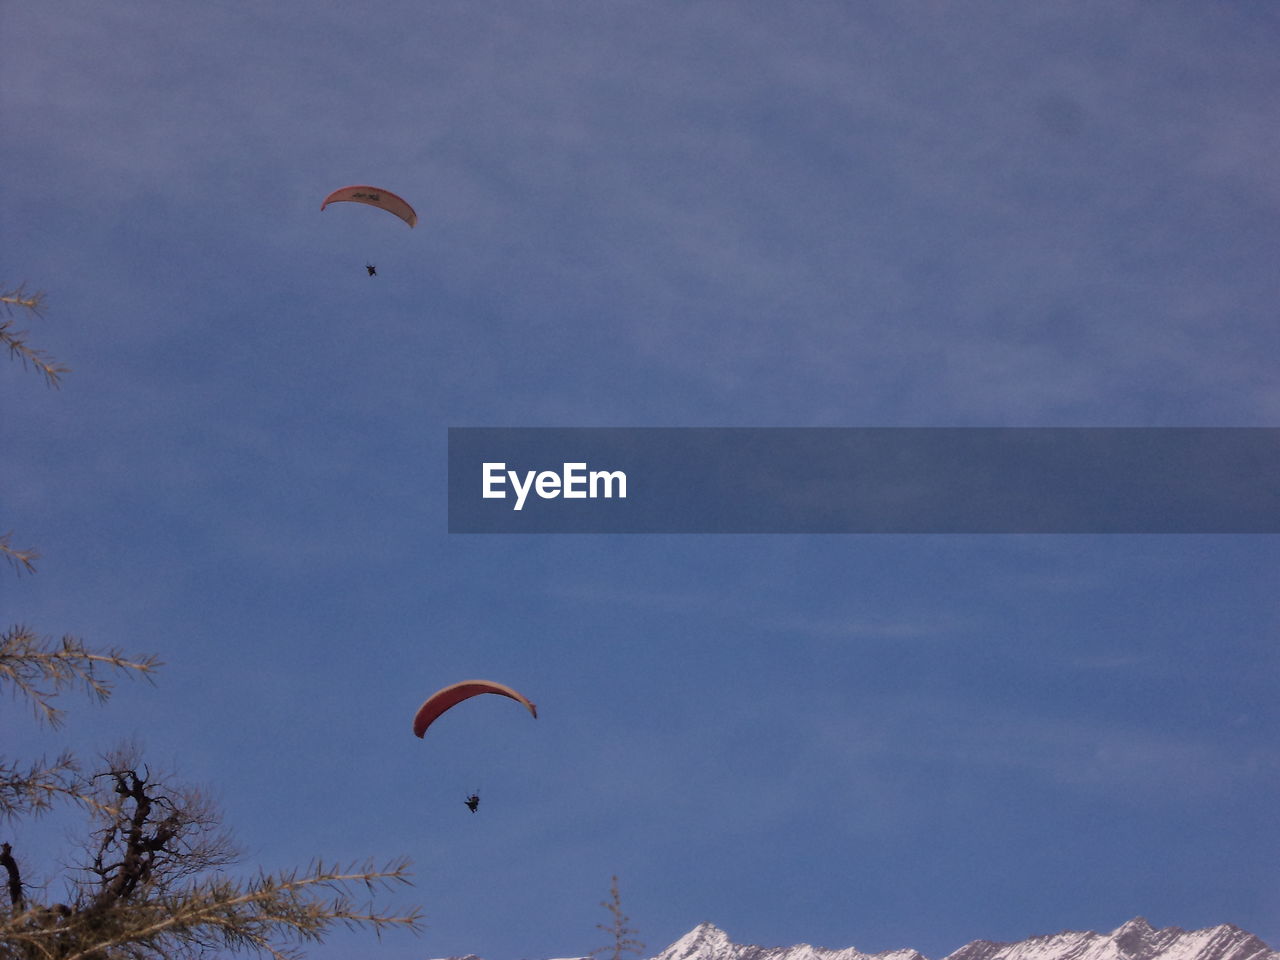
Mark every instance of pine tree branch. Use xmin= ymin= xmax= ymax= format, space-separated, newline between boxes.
xmin=1 ymin=285 xmax=68 ymax=388
xmin=0 ymin=752 xmax=109 ymax=819
xmin=591 ymin=875 xmax=645 ymax=960
xmin=0 ymin=628 xmax=161 ymax=727
xmin=1 ymin=533 xmax=39 ymax=576
xmin=4 ymin=860 xmax=423 ymax=960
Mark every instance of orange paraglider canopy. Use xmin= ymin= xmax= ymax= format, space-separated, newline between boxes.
xmin=413 ymin=680 xmax=538 ymax=738
xmin=321 ymin=185 xmax=418 ymax=227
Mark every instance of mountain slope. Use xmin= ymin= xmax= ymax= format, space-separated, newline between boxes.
xmin=634 ymin=919 xmax=1275 ymax=960
xmin=436 ymin=918 xmax=1277 ymax=960
xmin=939 ymin=919 xmax=1276 ymax=960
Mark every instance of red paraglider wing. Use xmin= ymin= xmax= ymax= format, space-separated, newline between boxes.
xmin=413 ymin=680 xmax=538 ymax=738
xmin=321 ymin=185 xmax=418 ymax=227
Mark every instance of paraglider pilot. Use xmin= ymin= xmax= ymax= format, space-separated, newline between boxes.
xmin=365 ymin=263 xmax=377 ymax=276
xmin=464 ymin=793 xmax=480 ymax=813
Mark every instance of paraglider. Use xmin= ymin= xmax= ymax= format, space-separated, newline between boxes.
xmin=414 ymin=681 xmax=536 ymax=813
xmin=321 ymin=185 xmax=418 ymax=228
xmin=321 ymin=185 xmax=416 ymax=275
xmin=412 ymin=680 xmax=538 ymax=738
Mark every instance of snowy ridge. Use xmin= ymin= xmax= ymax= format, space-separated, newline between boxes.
xmin=434 ymin=918 xmax=1277 ymax=960
xmin=651 ymin=922 xmax=925 ymax=960
xmin=941 ymin=919 xmax=1277 ymax=960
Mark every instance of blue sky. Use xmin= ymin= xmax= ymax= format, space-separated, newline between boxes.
xmin=3 ymin=3 xmax=1277 ymax=960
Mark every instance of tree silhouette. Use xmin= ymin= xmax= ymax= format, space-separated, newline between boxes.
xmin=2 ymin=285 xmax=422 ymax=959
xmin=591 ymin=876 xmax=645 ymax=960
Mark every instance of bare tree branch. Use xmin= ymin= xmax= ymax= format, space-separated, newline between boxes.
xmin=2 ymin=750 xmax=423 ymax=960
xmin=1 ymin=841 xmax=24 ymax=912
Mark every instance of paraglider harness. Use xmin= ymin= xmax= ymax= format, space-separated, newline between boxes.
xmin=464 ymin=793 xmax=480 ymax=813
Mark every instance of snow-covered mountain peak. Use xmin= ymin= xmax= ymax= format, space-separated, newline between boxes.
xmin=650 ymin=923 xmax=925 ymax=960
xmin=939 ymin=920 xmax=1275 ymax=960
xmin=642 ymin=919 xmax=1276 ymax=960
xmin=662 ymin=924 xmax=734 ymax=960
xmin=1115 ymin=920 xmax=1156 ymax=939
xmin=432 ymin=917 xmax=1275 ymax=960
